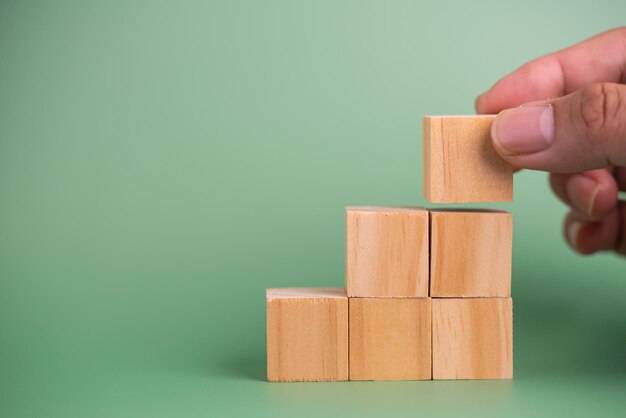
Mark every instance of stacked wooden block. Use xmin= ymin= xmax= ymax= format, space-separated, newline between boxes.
xmin=267 ymin=115 xmax=514 ymax=382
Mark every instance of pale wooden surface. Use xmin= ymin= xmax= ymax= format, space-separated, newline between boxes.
xmin=349 ymin=297 xmax=432 ymax=381
xmin=267 ymin=288 xmax=347 ymax=299
xmin=266 ymin=288 xmax=348 ymax=382
xmin=432 ymin=298 xmax=513 ymax=380
xmin=430 ymin=209 xmax=512 ymax=297
xmin=423 ymin=115 xmax=513 ymax=203
xmin=346 ymin=207 xmax=429 ymax=297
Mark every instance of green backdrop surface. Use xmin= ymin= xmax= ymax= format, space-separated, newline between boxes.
xmin=1 ymin=1 xmax=626 ymax=417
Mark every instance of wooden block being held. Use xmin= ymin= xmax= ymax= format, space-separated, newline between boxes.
xmin=432 ymin=298 xmax=513 ymax=380
xmin=266 ymin=288 xmax=348 ymax=382
xmin=430 ymin=209 xmax=512 ymax=297
xmin=423 ymin=115 xmax=513 ymax=203
xmin=349 ymin=297 xmax=431 ymax=381
xmin=346 ymin=207 xmax=429 ymax=298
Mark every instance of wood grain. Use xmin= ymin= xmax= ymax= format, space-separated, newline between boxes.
xmin=349 ymin=298 xmax=432 ymax=381
xmin=430 ymin=209 xmax=512 ymax=297
xmin=266 ymin=288 xmax=348 ymax=382
xmin=432 ymin=298 xmax=513 ymax=380
xmin=346 ymin=207 xmax=429 ymax=297
xmin=423 ymin=115 xmax=513 ymax=203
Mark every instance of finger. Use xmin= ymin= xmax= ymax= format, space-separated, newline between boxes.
xmin=476 ymin=27 xmax=626 ymax=114
xmin=490 ymin=82 xmax=626 ymax=172
xmin=615 ymin=167 xmax=626 ymax=191
xmin=564 ymin=209 xmax=621 ymax=255
xmin=549 ymin=169 xmax=618 ymax=220
xmin=616 ymin=202 xmax=626 ymax=256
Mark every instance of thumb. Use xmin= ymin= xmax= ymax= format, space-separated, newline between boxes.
xmin=490 ymin=82 xmax=626 ymax=172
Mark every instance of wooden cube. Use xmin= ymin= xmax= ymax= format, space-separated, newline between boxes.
xmin=423 ymin=115 xmax=513 ymax=203
xmin=266 ymin=288 xmax=348 ymax=382
xmin=346 ymin=207 xmax=429 ymax=298
xmin=349 ymin=298 xmax=431 ymax=380
xmin=430 ymin=209 xmax=512 ymax=297
xmin=432 ymin=298 xmax=513 ymax=380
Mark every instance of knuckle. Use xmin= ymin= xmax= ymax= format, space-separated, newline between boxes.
xmin=578 ymin=83 xmax=625 ymax=138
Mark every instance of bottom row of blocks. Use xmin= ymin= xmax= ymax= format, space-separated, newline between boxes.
xmin=266 ymin=288 xmax=512 ymax=382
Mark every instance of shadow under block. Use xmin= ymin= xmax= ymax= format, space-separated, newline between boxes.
xmin=423 ymin=115 xmax=513 ymax=203
xmin=430 ymin=209 xmax=512 ymax=297
xmin=346 ymin=207 xmax=429 ymax=298
xmin=432 ymin=298 xmax=513 ymax=380
xmin=266 ymin=288 xmax=348 ymax=382
xmin=349 ymin=298 xmax=432 ymax=381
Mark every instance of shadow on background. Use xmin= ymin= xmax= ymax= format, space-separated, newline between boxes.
xmin=210 ymin=355 xmax=266 ymax=382
xmin=514 ymin=271 xmax=626 ymax=379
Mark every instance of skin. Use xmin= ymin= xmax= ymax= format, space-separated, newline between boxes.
xmin=476 ymin=28 xmax=626 ymax=256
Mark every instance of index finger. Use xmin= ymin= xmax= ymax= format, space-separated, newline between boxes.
xmin=476 ymin=27 xmax=626 ymax=114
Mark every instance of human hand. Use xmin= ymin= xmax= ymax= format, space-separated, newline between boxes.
xmin=476 ymin=28 xmax=626 ymax=256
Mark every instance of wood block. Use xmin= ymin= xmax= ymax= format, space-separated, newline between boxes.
xmin=423 ymin=115 xmax=513 ymax=203
xmin=266 ymin=288 xmax=348 ymax=382
xmin=349 ymin=298 xmax=431 ymax=380
xmin=432 ymin=298 xmax=513 ymax=380
xmin=346 ymin=207 xmax=429 ymax=298
xmin=430 ymin=209 xmax=512 ymax=297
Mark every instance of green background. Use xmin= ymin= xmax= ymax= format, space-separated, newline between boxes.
xmin=1 ymin=1 xmax=626 ymax=416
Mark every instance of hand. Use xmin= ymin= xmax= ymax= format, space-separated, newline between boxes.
xmin=476 ymin=28 xmax=626 ymax=256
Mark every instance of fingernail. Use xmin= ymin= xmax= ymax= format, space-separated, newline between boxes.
xmin=565 ymin=176 xmax=602 ymax=218
xmin=567 ymin=220 xmax=583 ymax=249
xmin=492 ymin=104 xmax=555 ymax=154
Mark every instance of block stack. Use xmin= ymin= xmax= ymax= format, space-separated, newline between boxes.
xmin=266 ymin=115 xmax=514 ymax=382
